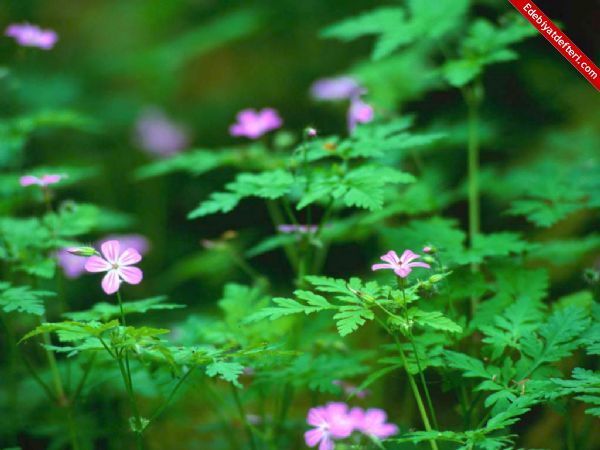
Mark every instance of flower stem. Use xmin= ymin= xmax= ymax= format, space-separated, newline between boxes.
xmin=393 ymin=334 xmax=439 ymax=450
xmin=375 ymin=316 xmax=438 ymax=450
xmin=399 ymin=286 xmax=439 ymax=430
xmin=115 ymin=291 xmax=143 ymax=449
xmin=231 ymin=384 xmax=257 ymax=450
xmin=465 ymin=80 xmax=483 ymax=315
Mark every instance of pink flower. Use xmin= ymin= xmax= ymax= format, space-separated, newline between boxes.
xmin=84 ymin=240 xmax=143 ymax=294
xmin=349 ymin=407 xmax=398 ymax=439
xmin=348 ymin=97 xmax=374 ymax=133
xmin=5 ymin=23 xmax=58 ymax=49
xmin=310 ymin=76 xmax=362 ymax=101
xmin=229 ymin=108 xmax=282 ymax=139
xmin=423 ymin=246 xmax=432 ymax=253
xmin=20 ymin=174 xmax=61 ymax=187
xmin=305 ymin=403 xmax=354 ymax=450
xmin=100 ymin=234 xmax=150 ymax=256
xmin=58 ymin=235 xmax=149 ymax=279
xmin=134 ymin=108 xmax=189 ymax=157
xmin=372 ymin=250 xmax=430 ymax=278
xmin=306 ymin=127 xmax=318 ymax=137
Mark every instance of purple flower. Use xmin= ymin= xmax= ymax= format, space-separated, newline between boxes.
xmin=20 ymin=174 xmax=62 ymax=187
xmin=305 ymin=403 xmax=354 ymax=450
xmin=372 ymin=250 xmax=430 ymax=278
xmin=310 ymin=75 xmax=374 ymax=133
xmin=310 ymin=76 xmax=362 ymax=101
xmin=349 ymin=407 xmax=398 ymax=439
xmin=57 ymin=250 xmax=88 ymax=279
xmin=85 ymin=240 xmax=143 ymax=294
xmin=5 ymin=23 xmax=58 ymax=49
xmin=135 ymin=108 xmax=189 ymax=157
xmin=348 ymin=97 xmax=374 ymax=133
xmin=278 ymin=224 xmax=318 ymax=234
xmin=229 ymin=108 xmax=282 ymax=139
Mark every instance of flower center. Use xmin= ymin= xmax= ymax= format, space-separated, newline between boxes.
xmin=111 ymin=263 xmax=119 ymax=269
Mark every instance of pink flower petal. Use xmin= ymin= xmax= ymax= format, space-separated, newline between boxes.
xmin=318 ymin=437 xmax=334 ymax=450
xmin=118 ymin=248 xmax=142 ymax=266
xmin=304 ymin=429 xmax=324 ymax=447
xmin=20 ymin=175 xmax=40 ymax=187
xmin=102 ymin=270 xmax=121 ymax=294
xmin=372 ymin=263 xmax=393 ymax=271
xmin=84 ymin=256 xmax=112 ymax=273
xmin=380 ymin=251 xmax=399 ymax=265
xmin=399 ymin=250 xmax=420 ymax=264
xmin=307 ymin=407 xmax=327 ymax=427
xmin=118 ymin=266 xmax=143 ymax=285
xmin=101 ymin=240 xmax=120 ymax=264
xmin=394 ymin=266 xmax=412 ymax=278
xmin=41 ymin=174 xmax=61 ymax=185
xmin=407 ymin=261 xmax=430 ymax=269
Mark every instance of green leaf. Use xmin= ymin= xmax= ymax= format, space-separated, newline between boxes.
xmin=63 ymin=296 xmax=185 ymax=321
xmin=411 ymin=309 xmax=462 ymax=333
xmin=206 ymin=361 xmax=245 ymax=387
xmin=519 ymin=307 xmax=590 ymax=377
xmin=135 ymin=149 xmax=228 ymax=179
xmin=0 ymin=282 xmax=53 ymax=316
xmin=334 ymin=305 xmax=374 ymax=336
xmin=189 ymin=170 xmax=295 ymax=218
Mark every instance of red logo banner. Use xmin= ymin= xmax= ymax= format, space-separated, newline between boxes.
xmin=508 ymin=0 xmax=600 ymax=91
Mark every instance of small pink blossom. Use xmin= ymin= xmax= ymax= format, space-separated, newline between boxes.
xmin=229 ymin=108 xmax=282 ymax=139
xmin=349 ymin=407 xmax=398 ymax=439
xmin=306 ymin=127 xmax=318 ymax=137
xmin=5 ymin=23 xmax=58 ymax=49
xmin=348 ymin=97 xmax=374 ymax=133
xmin=372 ymin=250 xmax=430 ymax=278
xmin=423 ymin=246 xmax=432 ymax=253
xmin=58 ymin=235 xmax=149 ymax=280
xmin=305 ymin=403 xmax=354 ymax=450
xmin=84 ymin=240 xmax=143 ymax=294
xmin=20 ymin=174 xmax=62 ymax=187
xmin=135 ymin=108 xmax=189 ymax=157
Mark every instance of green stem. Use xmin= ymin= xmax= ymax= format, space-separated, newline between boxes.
xmin=231 ymin=384 xmax=257 ymax=450
xmin=400 ymin=285 xmax=439 ymax=430
xmin=71 ymin=353 xmax=97 ymax=404
xmin=39 ymin=316 xmax=66 ymax=404
xmin=376 ymin=316 xmax=439 ymax=450
xmin=115 ymin=291 xmax=143 ymax=449
xmin=465 ymin=80 xmax=482 ymax=315
xmin=67 ymin=406 xmax=80 ymax=450
xmin=148 ymin=367 xmax=195 ymax=425
xmin=266 ymin=200 xmax=299 ymax=272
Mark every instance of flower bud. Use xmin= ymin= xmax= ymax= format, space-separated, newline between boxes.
xmin=66 ymin=246 xmax=98 ymax=257
xmin=428 ymin=274 xmax=444 ymax=283
xmin=305 ymin=127 xmax=317 ymax=138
